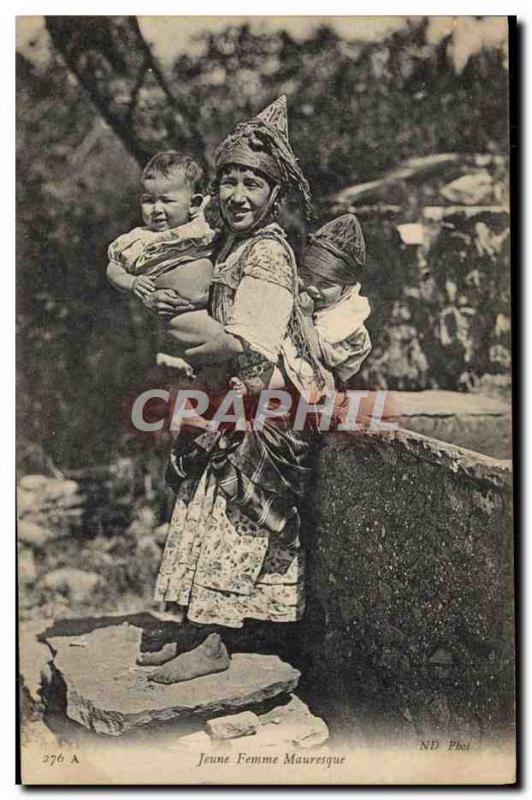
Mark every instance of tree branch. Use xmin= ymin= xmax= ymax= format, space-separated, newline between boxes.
xmin=45 ymin=16 xmax=204 ymax=165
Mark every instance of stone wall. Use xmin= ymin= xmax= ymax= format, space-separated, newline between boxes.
xmin=306 ymin=428 xmax=514 ymax=742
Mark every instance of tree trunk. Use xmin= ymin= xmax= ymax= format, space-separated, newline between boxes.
xmin=45 ymin=16 xmax=203 ymax=166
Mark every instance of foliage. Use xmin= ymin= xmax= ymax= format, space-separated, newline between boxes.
xmin=172 ymin=20 xmax=508 ymax=196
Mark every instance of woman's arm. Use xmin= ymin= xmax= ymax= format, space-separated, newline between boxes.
xmin=184 ymin=274 xmax=293 ymax=367
xmin=186 ymin=239 xmax=294 ymax=366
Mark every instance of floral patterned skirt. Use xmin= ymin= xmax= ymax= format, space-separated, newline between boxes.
xmin=154 ymin=472 xmax=306 ymax=628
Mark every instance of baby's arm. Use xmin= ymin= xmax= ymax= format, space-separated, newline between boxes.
xmin=107 ymin=261 xmax=154 ymax=300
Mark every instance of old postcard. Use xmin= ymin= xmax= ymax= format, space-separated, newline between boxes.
xmin=17 ymin=15 xmax=515 ymax=785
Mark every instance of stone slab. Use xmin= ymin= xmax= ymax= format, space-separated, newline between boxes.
xmin=46 ymin=623 xmax=300 ymax=736
xmin=385 ymin=391 xmax=512 ymax=460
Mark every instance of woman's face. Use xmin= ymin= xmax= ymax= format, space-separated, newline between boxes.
xmin=218 ymin=165 xmax=274 ymax=233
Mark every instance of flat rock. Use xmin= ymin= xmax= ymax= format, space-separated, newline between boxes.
xmin=46 ymin=623 xmax=300 ymax=736
xmin=385 ymin=391 xmax=512 ymax=459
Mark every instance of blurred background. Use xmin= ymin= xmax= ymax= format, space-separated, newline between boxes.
xmin=16 ymin=15 xmax=511 ymax=619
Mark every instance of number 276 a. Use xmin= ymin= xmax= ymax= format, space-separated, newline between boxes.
xmin=42 ymin=753 xmax=79 ymax=765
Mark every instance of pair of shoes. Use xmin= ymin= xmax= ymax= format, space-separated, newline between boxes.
xmin=140 ymin=633 xmax=231 ymax=685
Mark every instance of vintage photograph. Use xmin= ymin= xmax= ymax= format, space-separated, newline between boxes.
xmin=16 ymin=15 xmax=514 ymax=785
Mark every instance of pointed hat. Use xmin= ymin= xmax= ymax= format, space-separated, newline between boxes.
xmin=215 ymin=95 xmax=312 ymax=218
xmin=302 ymin=214 xmax=366 ymax=286
xmin=256 ymin=94 xmax=289 ymax=138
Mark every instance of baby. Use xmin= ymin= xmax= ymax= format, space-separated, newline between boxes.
xmin=229 ymin=214 xmax=371 ymax=398
xmin=106 ymin=150 xmax=222 ymax=371
xmin=298 ymin=213 xmax=372 ymax=390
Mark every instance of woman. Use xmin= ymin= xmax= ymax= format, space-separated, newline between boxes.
xmin=148 ymin=97 xmax=330 ymax=677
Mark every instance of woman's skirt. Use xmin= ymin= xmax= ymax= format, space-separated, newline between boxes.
xmin=154 ymin=471 xmax=306 ymax=628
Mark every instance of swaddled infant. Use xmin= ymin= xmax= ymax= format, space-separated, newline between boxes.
xmin=297 ymin=213 xmax=372 ymax=389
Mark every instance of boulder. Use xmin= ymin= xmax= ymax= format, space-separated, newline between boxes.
xmin=45 ymin=623 xmax=300 ymax=736
xmin=308 ymin=428 xmax=513 ymax=739
xmin=18 ymin=475 xmax=53 ymax=493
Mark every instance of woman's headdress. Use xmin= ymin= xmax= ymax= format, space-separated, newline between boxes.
xmin=215 ymin=96 xmax=313 ymax=219
xmin=302 ymin=214 xmax=366 ymax=286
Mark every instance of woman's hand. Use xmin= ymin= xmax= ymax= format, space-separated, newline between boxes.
xmin=143 ymin=289 xmax=196 ymax=318
xmin=132 ymin=275 xmax=155 ymax=300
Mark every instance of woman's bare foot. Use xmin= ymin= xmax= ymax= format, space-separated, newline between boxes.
xmin=137 ymin=642 xmax=178 ymax=666
xmin=148 ymin=633 xmax=230 ymax=684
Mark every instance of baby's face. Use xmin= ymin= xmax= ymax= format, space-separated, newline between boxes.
xmin=300 ymin=273 xmax=345 ymax=310
xmin=141 ymin=172 xmax=194 ymax=232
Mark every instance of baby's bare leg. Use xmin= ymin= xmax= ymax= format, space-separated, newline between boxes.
xmin=159 ymin=311 xmax=224 ymax=375
xmin=165 ymin=310 xmax=224 ymax=348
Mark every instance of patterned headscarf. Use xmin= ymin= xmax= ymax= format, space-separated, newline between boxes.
xmin=215 ymin=96 xmax=313 ymax=220
xmin=301 ymin=214 xmax=366 ymax=286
